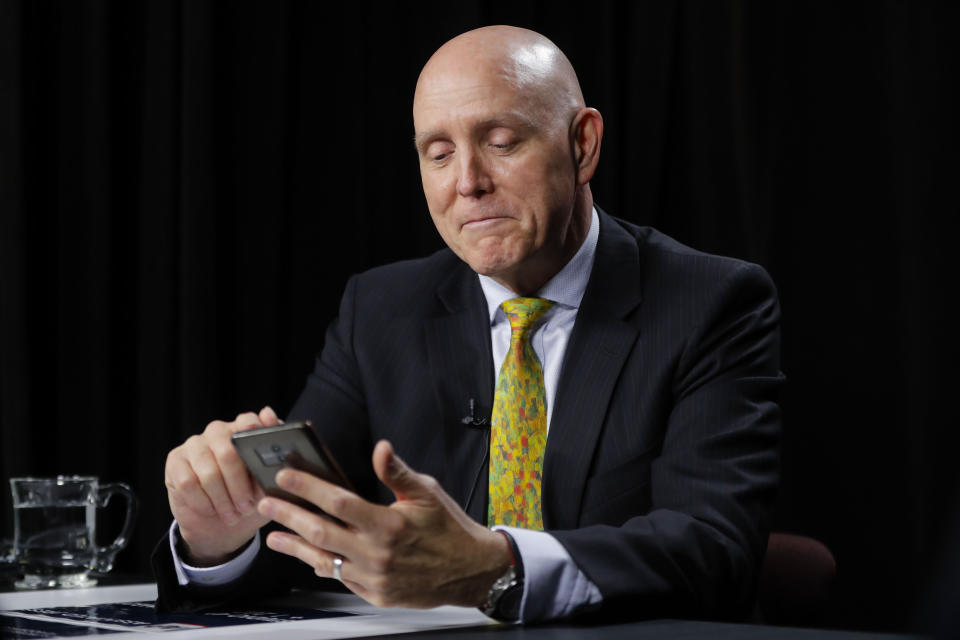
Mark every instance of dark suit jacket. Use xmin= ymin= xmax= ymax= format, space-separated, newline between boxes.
xmin=153 ymin=209 xmax=783 ymax=620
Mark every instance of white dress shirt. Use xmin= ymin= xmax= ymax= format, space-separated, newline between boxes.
xmin=171 ymin=207 xmax=604 ymax=621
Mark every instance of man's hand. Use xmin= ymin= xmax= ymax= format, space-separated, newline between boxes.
xmin=257 ymin=440 xmax=512 ymax=609
xmin=164 ymin=407 xmax=279 ymax=565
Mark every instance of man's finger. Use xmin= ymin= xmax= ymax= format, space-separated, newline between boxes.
xmin=203 ymin=419 xmax=261 ymax=515
xmin=263 ymin=514 xmax=374 ymax=599
xmin=209 ymin=437 xmax=258 ymax=516
xmin=186 ymin=446 xmax=241 ymax=526
xmin=258 ymin=497 xmax=358 ymax=559
xmin=258 ymin=405 xmax=282 ymax=426
xmin=165 ymin=458 xmax=218 ymax=518
xmin=231 ymin=412 xmax=264 ymax=433
xmin=274 ymin=468 xmax=386 ymax=530
xmin=264 ymin=530 xmax=358 ymax=584
xmin=372 ymin=439 xmax=435 ymax=501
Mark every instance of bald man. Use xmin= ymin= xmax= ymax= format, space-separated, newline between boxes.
xmin=154 ymin=26 xmax=782 ymax=623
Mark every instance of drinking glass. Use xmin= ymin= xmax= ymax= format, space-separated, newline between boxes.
xmin=9 ymin=476 xmax=137 ymax=589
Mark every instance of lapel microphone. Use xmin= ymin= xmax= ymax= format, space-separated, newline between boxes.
xmin=461 ymin=398 xmax=489 ymax=427
xmin=462 ymin=397 xmax=490 ymax=518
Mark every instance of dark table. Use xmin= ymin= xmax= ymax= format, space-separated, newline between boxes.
xmin=0 ymin=579 xmax=923 ymax=640
xmin=355 ymin=619 xmax=922 ymax=640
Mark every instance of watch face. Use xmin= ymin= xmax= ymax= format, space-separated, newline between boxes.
xmin=482 ymin=565 xmax=519 ymax=619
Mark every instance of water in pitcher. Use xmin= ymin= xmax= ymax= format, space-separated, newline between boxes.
xmin=13 ymin=502 xmax=96 ymax=576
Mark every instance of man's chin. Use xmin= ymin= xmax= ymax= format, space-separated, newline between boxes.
xmin=470 ymin=264 xmax=512 ymax=279
xmin=456 ymin=244 xmax=518 ymax=276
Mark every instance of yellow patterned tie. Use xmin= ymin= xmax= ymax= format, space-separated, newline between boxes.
xmin=488 ymin=297 xmax=554 ymax=530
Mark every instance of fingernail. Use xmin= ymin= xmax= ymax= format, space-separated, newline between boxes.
xmin=275 ymin=469 xmax=292 ymax=488
xmin=258 ymin=498 xmax=275 ymax=518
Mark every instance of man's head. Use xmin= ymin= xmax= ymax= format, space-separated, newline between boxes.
xmin=413 ymin=26 xmax=603 ymax=295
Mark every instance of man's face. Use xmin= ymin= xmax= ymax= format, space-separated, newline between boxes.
xmin=413 ymin=64 xmax=578 ymax=287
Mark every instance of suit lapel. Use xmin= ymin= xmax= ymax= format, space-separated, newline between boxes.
xmin=424 ymin=263 xmax=494 ymax=524
xmin=542 ymin=211 xmax=644 ymax=529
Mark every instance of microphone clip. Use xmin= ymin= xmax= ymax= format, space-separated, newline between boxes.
xmin=461 ymin=398 xmax=488 ymax=427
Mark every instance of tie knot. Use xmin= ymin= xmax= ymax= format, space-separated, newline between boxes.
xmin=500 ymin=297 xmax=554 ymax=337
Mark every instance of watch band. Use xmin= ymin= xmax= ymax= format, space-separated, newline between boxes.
xmin=481 ymin=531 xmax=525 ymax=621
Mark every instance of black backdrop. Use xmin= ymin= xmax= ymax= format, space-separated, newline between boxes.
xmin=1 ymin=0 xmax=957 ymax=632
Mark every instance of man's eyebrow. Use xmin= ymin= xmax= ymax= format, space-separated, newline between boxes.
xmin=413 ymin=113 xmax=538 ymax=152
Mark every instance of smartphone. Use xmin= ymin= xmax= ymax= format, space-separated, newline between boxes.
xmin=231 ymin=421 xmax=353 ymax=515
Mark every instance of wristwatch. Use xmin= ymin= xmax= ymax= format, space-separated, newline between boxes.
xmin=481 ymin=531 xmax=524 ymax=621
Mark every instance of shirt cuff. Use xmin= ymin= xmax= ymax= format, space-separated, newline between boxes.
xmin=494 ymin=526 xmax=603 ymax=621
xmin=168 ymin=521 xmax=260 ymax=587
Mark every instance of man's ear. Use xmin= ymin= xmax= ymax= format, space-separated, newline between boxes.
xmin=570 ymin=107 xmax=603 ymax=185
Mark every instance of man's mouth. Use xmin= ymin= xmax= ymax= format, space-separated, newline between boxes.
xmin=461 ymin=216 xmax=512 ymax=231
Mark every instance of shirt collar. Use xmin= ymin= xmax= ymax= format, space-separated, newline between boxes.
xmin=477 ymin=206 xmax=600 ymax=324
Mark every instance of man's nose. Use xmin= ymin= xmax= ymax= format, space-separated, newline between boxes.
xmin=456 ymin=149 xmax=493 ymax=198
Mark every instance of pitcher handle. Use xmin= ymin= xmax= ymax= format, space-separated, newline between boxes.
xmin=93 ymin=482 xmax=138 ymax=573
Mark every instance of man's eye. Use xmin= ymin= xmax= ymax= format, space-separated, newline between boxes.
xmin=426 ymin=145 xmax=454 ymax=162
xmin=490 ymin=141 xmax=515 ymax=151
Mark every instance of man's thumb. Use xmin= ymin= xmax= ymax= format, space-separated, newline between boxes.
xmin=373 ymin=440 xmax=429 ymax=501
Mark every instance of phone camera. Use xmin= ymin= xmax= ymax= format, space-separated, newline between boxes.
xmin=256 ymin=444 xmax=294 ymax=467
